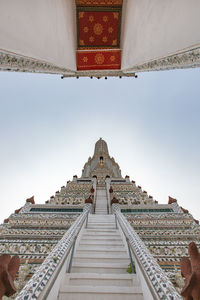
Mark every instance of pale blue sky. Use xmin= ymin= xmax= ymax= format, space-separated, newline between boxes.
xmin=0 ymin=69 xmax=200 ymax=222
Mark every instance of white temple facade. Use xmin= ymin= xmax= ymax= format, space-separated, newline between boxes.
xmin=1 ymin=138 xmax=199 ymax=299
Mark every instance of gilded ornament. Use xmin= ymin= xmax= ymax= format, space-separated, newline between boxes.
xmin=102 ymin=36 xmax=108 ymax=43
xmin=89 ymin=36 xmax=94 ymax=42
xmin=93 ymin=23 xmax=103 ymax=35
xmin=113 ymin=12 xmax=118 ymax=19
xmin=83 ymin=26 xmax=89 ymax=33
xmin=103 ymin=16 xmax=108 ymax=22
xmin=79 ymin=12 xmax=84 ymax=19
xmin=110 ymin=55 xmax=115 ymax=62
xmin=79 ymin=39 xmax=85 ymax=45
xmin=108 ymin=27 xmax=113 ymax=33
xmin=89 ymin=15 xmax=94 ymax=22
xmin=112 ymin=39 xmax=117 ymax=46
xmin=94 ymin=53 xmax=105 ymax=65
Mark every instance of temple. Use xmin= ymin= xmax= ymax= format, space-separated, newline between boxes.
xmin=0 ymin=1 xmax=200 ymax=78
xmin=0 ymin=138 xmax=199 ymax=299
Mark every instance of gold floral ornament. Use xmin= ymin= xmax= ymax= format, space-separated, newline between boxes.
xmin=95 ymin=53 xmax=105 ymax=65
xmin=79 ymin=39 xmax=85 ymax=45
xmin=103 ymin=15 xmax=108 ymax=22
xmin=113 ymin=12 xmax=119 ymax=19
xmin=110 ymin=55 xmax=115 ymax=62
xmin=112 ymin=39 xmax=117 ymax=45
xmin=93 ymin=23 xmax=103 ymax=35
xmin=102 ymin=36 xmax=108 ymax=43
xmin=89 ymin=15 xmax=94 ymax=22
xmin=108 ymin=27 xmax=113 ymax=33
xmin=82 ymin=56 xmax=88 ymax=63
xmin=79 ymin=12 xmax=85 ymax=19
xmin=83 ymin=26 xmax=89 ymax=33
xmin=89 ymin=36 xmax=94 ymax=42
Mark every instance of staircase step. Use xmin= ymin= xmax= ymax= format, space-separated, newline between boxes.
xmin=85 ymin=229 xmax=118 ymax=233
xmin=65 ymin=273 xmax=136 ymax=287
xmin=74 ymin=252 xmax=128 ymax=259
xmin=71 ymin=262 xmax=128 ymax=274
xmin=88 ymin=221 xmax=114 ymax=223
xmin=77 ymin=245 xmax=125 ymax=251
xmin=87 ymin=226 xmax=116 ymax=229
xmin=73 ymin=257 xmax=129 ymax=264
xmin=79 ymin=240 xmax=123 ymax=246
xmin=59 ymin=286 xmax=143 ymax=300
xmin=81 ymin=236 xmax=122 ymax=242
xmin=89 ymin=216 xmax=114 ymax=219
xmin=89 ymin=218 xmax=114 ymax=220
xmin=88 ymin=223 xmax=115 ymax=226
xmin=76 ymin=249 xmax=127 ymax=256
xmin=82 ymin=232 xmax=121 ymax=237
xmin=88 ymin=224 xmax=115 ymax=227
xmin=74 ymin=253 xmax=129 ymax=263
xmin=82 ymin=236 xmax=121 ymax=241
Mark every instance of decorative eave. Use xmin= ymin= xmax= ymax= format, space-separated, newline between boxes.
xmin=123 ymin=46 xmax=200 ymax=73
xmin=1 ymin=47 xmax=200 ymax=77
xmin=0 ymin=50 xmax=75 ymax=76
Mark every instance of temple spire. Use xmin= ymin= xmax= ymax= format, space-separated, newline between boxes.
xmin=94 ymin=138 xmax=109 ymax=157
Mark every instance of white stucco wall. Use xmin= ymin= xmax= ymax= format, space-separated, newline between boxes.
xmin=121 ymin=0 xmax=200 ymax=70
xmin=0 ymin=0 xmax=76 ymax=70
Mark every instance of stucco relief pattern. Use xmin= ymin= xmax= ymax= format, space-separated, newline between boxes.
xmin=49 ymin=182 xmax=93 ymax=205
xmin=125 ymin=47 xmax=200 ymax=72
xmin=1 ymin=47 xmax=200 ymax=76
xmin=15 ymin=208 xmax=90 ymax=300
xmin=0 ymin=51 xmax=75 ymax=75
xmin=122 ymin=204 xmax=200 ymax=292
xmin=113 ymin=206 xmax=182 ymax=299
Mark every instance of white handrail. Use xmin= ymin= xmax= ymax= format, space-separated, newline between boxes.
xmin=113 ymin=205 xmax=182 ymax=300
xmin=16 ymin=205 xmax=91 ymax=300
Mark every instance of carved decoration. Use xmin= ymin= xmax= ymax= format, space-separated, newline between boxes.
xmin=15 ymin=209 xmax=90 ymax=299
xmin=168 ymin=196 xmax=177 ymax=204
xmin=26 ymin=196 xmax=35 ymax=205
xmin=0 ymin=51 xmax=73 ymax=75
xmin=0 ymin=254 xmax=20 ymax=299
xmin=111 ymin=197 xmax=119 ymax=205
xmin=15 ymin=208 xmax=22 ymax=214
xmin=181 ymin=207 xmax=189 ymax=214
xmin=1 ymin=47 xmax=200 ymax=77
xmin=125 ymin=47 xmax=200 ymax=73
xmin=85 ymin=196 xmax=93 ymax=204
xmin=180 ymin=241 xmax=200 ymax=300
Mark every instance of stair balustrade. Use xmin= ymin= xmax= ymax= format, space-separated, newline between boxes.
xmin=15 ymin=205 xmax=91 ymax=300
xmin=113 ymin=205 xmax=182 ymax=300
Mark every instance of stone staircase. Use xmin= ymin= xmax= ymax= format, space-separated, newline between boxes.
xmin=58 ymin=214 xmax=144 ymax=300
xmin=95 ymin=187 xmax=108 ymax=214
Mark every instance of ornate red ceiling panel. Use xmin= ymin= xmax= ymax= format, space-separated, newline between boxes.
xmin=75 ymin=1 xmax=123 ymax=71
xmin=77 ymin=10 xmax=121 ymax=48
xmin=77 ymin=50 xmax=121 ymax=70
